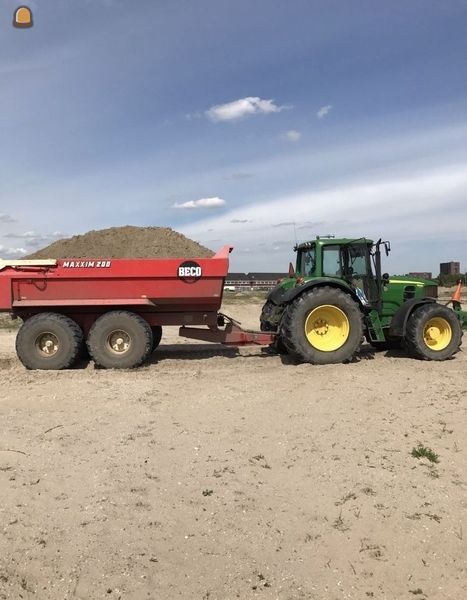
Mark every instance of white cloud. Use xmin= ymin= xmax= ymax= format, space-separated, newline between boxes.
xmin=180 ymin=164 xmax=467 ymax=271
xmin=206 ymin=97 xmax=286 ymax=122
xmin=184 ymin=111 xmax=202 ymax=121
xmin=223 ymin=172 xmax=255 ymax=181
xmin=173 ymin=197 xmax=226 ymax=210
xmin=283 ymin=130 xmax=301 ymax=142
xmin=317 ymin=104 xmax=332 ymax=118
xmin=3 ymin=230 xmax=64 ymax=248
xmin=0 ymin=214 xmax=15 ymax=223
xmin=0 ymin=245 xmax=27 ymax=259
xmin=273 ymin=221 xmax=295 ymax=228
xmin=4 ymin=230 xmax=38 ymax=238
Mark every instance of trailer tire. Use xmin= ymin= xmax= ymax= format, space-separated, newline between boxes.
xmin=281 ymin=286 xmax=363 ymax=364
xmin=16 ymin=312 xmax=84 ymax=370
xmin=151 ymin=326 xmax=162 ymax=352
xmin=404 ymin=303 xmax=462 ymax=361
xmin=87 ymin=311 xmax=153 ymax=369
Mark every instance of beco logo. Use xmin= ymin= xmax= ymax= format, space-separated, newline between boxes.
xmin=178 ymin=261 xmax=202 ymax=283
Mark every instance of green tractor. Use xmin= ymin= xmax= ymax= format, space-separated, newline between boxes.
xmin=260 ymin=236 xmax=466 ymax=364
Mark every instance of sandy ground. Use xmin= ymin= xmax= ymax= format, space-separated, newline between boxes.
xmin=0 ymin=302 xmax=466 ymax=600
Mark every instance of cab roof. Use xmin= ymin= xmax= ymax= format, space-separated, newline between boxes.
xmin=295 ymin=237 xmax=374 ymax=251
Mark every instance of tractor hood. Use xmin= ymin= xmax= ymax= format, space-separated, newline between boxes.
xmin=388 ymin=275 xmax=437 ymax=287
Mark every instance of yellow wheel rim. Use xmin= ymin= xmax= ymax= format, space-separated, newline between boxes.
xmin=304 ymin=305 xmax=350 ymax=352
xmin=423 ymin=317 xmax=452 ymax=351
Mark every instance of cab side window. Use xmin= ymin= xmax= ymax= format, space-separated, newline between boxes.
xmin=301 ymin=247 xmax=316 ymax=276
xmin=322 ymin=246 xmax=341 ymax=276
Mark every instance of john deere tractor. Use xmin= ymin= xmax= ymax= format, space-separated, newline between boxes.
xmin=260 ymin=236 xmax=466 ymax=364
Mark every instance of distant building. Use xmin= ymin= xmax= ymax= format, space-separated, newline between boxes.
xmin=408 ymin=272 xmax=432 ymax=280
xmin=225 ymin=272 xmax=287 ymax=291
xmin=440 ymin=262 xmax=460 ymax=276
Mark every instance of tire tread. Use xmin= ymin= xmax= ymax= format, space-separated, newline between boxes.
xmin=87 ymin=310 xmax=152 ymax=369
xmin=281 ymin=286 xmax=363 ymax=364
xmin=405 ymin=304 xmax=463 ymax=360
xmin=16 ymin=312 xmax=83 ymax=370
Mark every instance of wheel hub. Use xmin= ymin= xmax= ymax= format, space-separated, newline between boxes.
xmin=35 ymin=332 xmax=59 ymax=357
xmin=107 ymin=330 xmax=131 ymax=354
xmin=304 ymin=305 xmax=350 ymax=352
xmin=423 ymin=317 xmax=451 ymax=351
xmin=313 ymin=318 xmax=329 ymax=336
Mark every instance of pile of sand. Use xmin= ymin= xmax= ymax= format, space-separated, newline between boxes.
xmin=26 ymin=226 xmax=214 ymax=259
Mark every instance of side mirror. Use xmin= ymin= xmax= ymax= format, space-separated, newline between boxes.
xmin=382 ymin=272 xmax=390 ymax=285
xmin=384 ymin=242 xmax=391 ymax=256
xmin=288 ymin=262 xmax=295 ymax=277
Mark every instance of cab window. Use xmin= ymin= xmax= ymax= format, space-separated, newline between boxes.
xmin=322 ymin=246 xmax=341 ymax=276
xmin=347 ymin=245 xmax=368 ymax=277
xmin=300 ymin=246 xmax=316 ymax=276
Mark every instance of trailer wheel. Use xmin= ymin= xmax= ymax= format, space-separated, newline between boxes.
xmin=405 ymin=304 xmax=462 ymax=361
xmin=87 ymin=311 xmax=153 ymax=369
xmin=16 ymin=313 xmax=84 ymax=370
xmin=281 ymin=286 xmax=363 ymax=364
xmin=151 ymin=326 xmax=162 ymax=352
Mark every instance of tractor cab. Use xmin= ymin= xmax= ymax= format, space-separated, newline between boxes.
xmin=295 ymin=236 xmax=383 ymax=308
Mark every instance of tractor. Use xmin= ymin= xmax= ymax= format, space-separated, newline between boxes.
xmin=260 ymin=236 xmax=466 ymax=364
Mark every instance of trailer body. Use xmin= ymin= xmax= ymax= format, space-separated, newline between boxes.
xmin=0 ymin=248 xmax=230 ymax=327
xmin=0 ymin=247 xmax=274 ymax=369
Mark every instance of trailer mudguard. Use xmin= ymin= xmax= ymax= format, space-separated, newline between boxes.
xmin=388 ymin=297 xmax=436 ymax=338
xmin=267 ymin=278 xmax=365 ymax=308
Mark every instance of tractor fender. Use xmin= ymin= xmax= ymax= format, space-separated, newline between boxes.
xmin=269 ymin=278 xmax=365 ymax=309
xmin=388 ymin=298 xmax=436 ymax=338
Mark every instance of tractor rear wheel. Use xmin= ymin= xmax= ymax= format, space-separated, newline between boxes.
xmin=281 ymin=286 xmax=363 ymax=364
xmin=16 ymin=312 xmax=83 ymax=370
xmin=87 ymin=311 xmax=153 ymax=369
xmin=405 ymin=304 xmax=462 ymax=361
xmin=260 ymin=301 xmax=288 ymax=353
xmin=151 ymin=326 xmax=163 ymax=352
xmin=260 ymin=301 xmax=277 ymax=332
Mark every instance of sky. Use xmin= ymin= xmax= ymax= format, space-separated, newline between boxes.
xmin=1 ymin=0 xmax=467 ymax=274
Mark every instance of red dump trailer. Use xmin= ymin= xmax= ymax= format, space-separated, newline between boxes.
xmin=0 ymin=246 xmax=274 ymax=369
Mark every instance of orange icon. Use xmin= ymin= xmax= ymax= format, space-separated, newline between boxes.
xmin=13 ymin=6 xmax=33 ymax=28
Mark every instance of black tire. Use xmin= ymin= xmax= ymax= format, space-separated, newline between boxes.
xmin=87 ymin=311 xmax=153 ymax=369
xmin=260 ymin=301 xmax=276 ymax=332
xmin=268 ymin=336 xmax=289 ymax=354
xmin=405 ymin=304 xmax=462 ymax=361
xmin=15 ymin=312 xmax=83 ymax=370
xmin=151 ymin=326 xmax=162 ymax=352
xmin=281 ymin=286 xmax=363 ymax=364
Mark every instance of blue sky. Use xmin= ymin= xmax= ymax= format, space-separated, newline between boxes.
xmin=1 ymin=0 xmax=467 ymax=273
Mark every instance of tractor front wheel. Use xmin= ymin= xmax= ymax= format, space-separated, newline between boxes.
xmin=281 ymin=286 xmax=363 ymax=364
xmin=405 ymin=304 xmax=462 ymax=361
